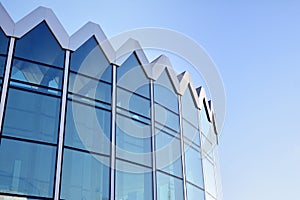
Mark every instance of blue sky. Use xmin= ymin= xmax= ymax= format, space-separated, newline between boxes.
xmin=1 ymin=1 xmax=300 ymax=199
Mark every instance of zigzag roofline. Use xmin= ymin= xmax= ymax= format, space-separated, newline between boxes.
xmin=0 ymin=3 xmax=217 ymax=130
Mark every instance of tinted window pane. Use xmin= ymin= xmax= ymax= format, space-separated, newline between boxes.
xmin=64 ymin=101 xmax=111 ymax=155
xmin=0 ymin=56 xmax=6 ymax=78
xmin=156 ymin=130 xmax=182 ymax=177
xmin=60 ymin=149 xmax=110 ymax=200
xmin=200 ymin=105 xmax=210 ymax=135
xmin=186 ymin=183 xmax=205 ymax=200
xmin=156 ymin=172 xmax=184 ymax=200
xmin=0 ymin=28 xmax=9 ymax=55
xmin=11 ymin=59 xmax=63 ymax=90
xmin=154 ymin=70 xmax=178 ymax=113
xmin=3 ymin=88 xmax=60 ymax=144
xmin=116 ymin=115 xmax=151 ymax=166
xmin=117 ymin=87 xmax=150 ymax=118
xmin=184 ymin=144 xmax=204 ymax=187
xmin=203 ymin=158 xmax=217 ymax=197
xmin=117 ymin=53 xmax=150 ymax=98
xmin=115 ymin=160 xmax=152 ymax=200
xmin=70 ymin=37 xmax=111 ymax=82
xmin=68 ymin=72 xmax=111 ymax=104
xmin=0 ymin=138 xmax=56 ymax=198
xmin=181 ymin=88 xmax=198 ymax=126
xmin=183 ymin=120 xmax=200 ymax=145
xmin=14 ymin=22 xmax=64 ymax=68
xmin=155 ymin=104 xmax=179 ymax=133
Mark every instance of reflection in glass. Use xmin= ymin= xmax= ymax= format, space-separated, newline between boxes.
xmin=0 ymin=138 xmax=56 ymax=198
xmin=14 ymin=21 xmax=64 ymax=68
xmin=156 ymin=172 xmax=184 ymax=200
xmin=115 ymin=160 xmax=152 ymax=200
xmin=11 ymin=58 xmax=63 ymax=90
xmin=60 ymin=149 xmax=110 ymax=200
xmin=0 ymin=28 xmax=9 ymax=55
xmin=181 ymin=88 xmax=198 ymax=127
xmin=203 ymin=158 xmax=217 ymax=198
xmin=3 ymin=88 xmax=60 ymax=144
xmin=182 ymin=120 xmax=200 ymax=146
xmin=64 ymin=100 xmax=111 ymax=155
xmin=155 ymin=104 xmax=180 ymax=134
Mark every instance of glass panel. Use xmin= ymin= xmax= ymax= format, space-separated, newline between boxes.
xmin=14 ymin=22 xmax=64 ymax=68
xmin=0 ymin=56 xmax=6 ymax=78
xmin=117 ymin=53 xmax=150 ymax=98
xmin=70 ymin=37 xmax=111 ymax=82
xmin=203 ymin=158 xmax=217 ymax=198
xmin=184 ymin=143 xmax=204 ymax=187
xmin=155 ymin=130 xmax=182 ymax=177
xmin=154 ymin=70 xmax=178 ymax=113
xmin=0 ymin=195 xmax=38 ymax=200
xmin=0 ymin=28 xmax=9 ymax=55
xmin=60 ymin=149 xmax=110 ymax=200
xmin=186 ymin=183 xmax=205 ymax=200
xmin=156 ymin=172 xmax=184 ymax=200
xmin=116 ymin=115 xmax=152 ymax=166
xmin=68 ymin=72 xmax=111 ymax=104
xmin=182 ymin=120 xmax=200 ymax=146
xmin=11 ymin=58 xmax=63 ymax=90
xmin=3 ymin=88 xmax=60 ymax=144
xmin=181 ymin=88 xmax=198 ymax=127
xmin=200 ymin=105 xmax=210 ymax=135
xmin=0 ymin=138 xmax=56 ymax=198
xmin=64 ymin=101 xmax=111 ymax=155
xmin=115 ymin=160 xmax=152 ymax=200
xmin=117 ymin=87 xmax=150 ymax=118
xmin=155 ymin=104 xmax=180 ymax=133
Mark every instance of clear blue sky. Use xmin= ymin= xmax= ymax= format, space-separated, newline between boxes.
xmin=2 ymin=1 xmax=300 ymax=199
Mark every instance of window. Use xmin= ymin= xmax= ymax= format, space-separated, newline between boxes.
xmin=156 ymin=172 xmax=184 ymax=200
xmin=0 ymin=28 xmax=9 ymax=55
xmin=186 ymin=183 xmax=205 ymax=200
xmin=0 ymin=138 xmax=56 ymax=198
xmin=115 ymin=160 xmax=153 ymax=200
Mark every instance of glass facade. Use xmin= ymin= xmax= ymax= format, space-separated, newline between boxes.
xmin=0 ymin=6 xmax=222 ymax=200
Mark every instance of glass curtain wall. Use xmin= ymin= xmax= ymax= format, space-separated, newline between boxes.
xmin=0 ymin=21 xmax=64 ymax=198
xmin=60 ymin=37 xmax=112 ymax=200
xmin=0 ymin=28 xmax=9 ymax=93
xmin=154 ymin=70 xmax=184 ymax=200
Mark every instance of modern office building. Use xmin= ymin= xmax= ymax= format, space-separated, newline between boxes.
xmin=0 ymin=4 xmax=222 ymax=200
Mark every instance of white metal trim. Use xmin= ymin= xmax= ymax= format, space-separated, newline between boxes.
xmin=54 ymin=50 xmax=70 ymax=200
xmin=0 ymin=37 xmax=14 ymax=135
xmin=110 ymin=64 xmax=117 ymax=200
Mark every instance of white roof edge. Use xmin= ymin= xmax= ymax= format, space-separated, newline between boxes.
xmin=69 ymin=22 xmax=115 ymax=63
xmin=14 ymin=6 xmax=69 ymax=49
xmin=0 ymin=3 xmax=14 ymax=36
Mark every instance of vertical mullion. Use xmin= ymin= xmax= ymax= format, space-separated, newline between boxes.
xmin=54 ymin=50 xmax=70 ymax=200
xmin=110 ymin=64 xmax=117 ymax=200
xmin=0 ymin=37 xmax=15 ymax=137
xmin=178 ymin=95 xmax=187 ymax=200
xmin=150 ymin=79 xmax=157 ymax=200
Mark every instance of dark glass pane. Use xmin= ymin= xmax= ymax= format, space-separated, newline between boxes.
xmin=186 ymin=183 xmax=205 ymax=200
xmin=116 ymin=115 xmax=151 ymax=166
xmin=115 ymin=160 xmax=153 ymax=200
xmin=117 ymin=87 xmax=150 ymax=118
xmin=0 ymin=56 xmax=6 ymax=78
xmin=154 ymin=70 xmax=178 ymax=113
xmin=184 ymin=143 xmax=204 ymax=187
xmin=60 ymin=149 xmax=110 ymax=200
xmin=11 ymin=58 xmax=63 ymax=90
xmin=117 ymin=53 xmax=150 ymax=98
xmin=3 ymin=88 xmax=60 ymax=144
xmin=0 ymin=138 xmax=56 ymax=198
xmin=156 ymin=172 xmax=184 ymax=200
xmin=70 ymin=37 xmax=111 ymax=82
xmin=68 ymin=72 xmax=111 ymax=104
xmin=155 ymin=104 xmax=180 ymax=133
xmin=181 ymin=88 xmax=198 ymax=127
xmin=155 ymin=130 xmax=182 ymax=177
xmin=14 ymin=22 xmax=64 ymax=68
xmin=64 ymin=101 xmax=111 ymax=155
xmin=0 ymin=28 xmax=9 ymax=55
